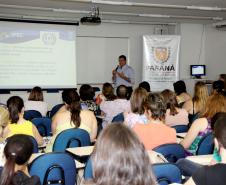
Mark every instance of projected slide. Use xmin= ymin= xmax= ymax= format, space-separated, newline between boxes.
xmin=0 ymin=21 xmax=76 ymax=89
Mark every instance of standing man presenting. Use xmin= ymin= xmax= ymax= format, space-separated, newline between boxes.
xmin=112 ymin=55 xmax=135 ymax=99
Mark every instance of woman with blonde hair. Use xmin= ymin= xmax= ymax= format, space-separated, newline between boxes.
xmin=183 ymin=81 xmax=209 ymax=123
xmin=181 ymin=93 xmax=226 ymax=155
xmin=90 ymin=124 xmax=157 ymax=185
xmin=0 ymin=106 xmax=9 ymax=141
xmin=24 ymin=86 xmax=48 ymax=116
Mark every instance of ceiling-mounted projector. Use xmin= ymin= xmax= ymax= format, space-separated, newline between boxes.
xmin=80 ymin=7 xmax=101 ymax=25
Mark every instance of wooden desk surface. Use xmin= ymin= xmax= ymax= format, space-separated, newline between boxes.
xmin=186 ymin=154 xmax=212 ymax=165
xmin=66 ymin=146 xmax=94 ymax=157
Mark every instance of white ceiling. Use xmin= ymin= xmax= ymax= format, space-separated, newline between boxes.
xmin=0 ymin=0 xmax=225 ymax=24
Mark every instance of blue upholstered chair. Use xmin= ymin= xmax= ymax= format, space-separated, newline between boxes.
xmin=112 ymin=112 xmax=124 ymax=123
xmin=53 ymin=128 xmax=91 ymax=152
xmin=49 ymin=103 xmax=64 ymax=118
xmin=32 ymin=117 xmax=52 ymax=136
xmin=29 ymin=152 xmax=76 ymax=185
xmin=172 ymin=125 xmax=188 ymax=133
xmin=24 ymin=110 xmax=42 ymax=121
xmin=196 ymin=132 xmax=214 ymax=155
xmin=153 ymin=163 xmax=182 ymax=185
xmin=153 ymin=143 xmax=185 ymax=163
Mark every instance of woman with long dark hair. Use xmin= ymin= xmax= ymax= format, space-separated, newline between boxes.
xmin=46 ymin=89 xmax=97 ymax=152
xmin=0 ymin=134 xmax=40 ymax=185
xmin=90 ymin=124 xmax=156 ymax=185
xmin=3 ymin=96 xmax=43 ymax=146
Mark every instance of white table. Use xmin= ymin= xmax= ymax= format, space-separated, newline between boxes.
xmin=186 ymin=154 xmax=212 ymax=165
xmin=176 ymin=132 xmax=187 ymax=138
xmin=66 ymin=146 xmax=94 ymax=157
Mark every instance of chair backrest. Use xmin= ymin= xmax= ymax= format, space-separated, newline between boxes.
xmin=53 ymin=128 xmax=91 ymax=152
xmin=153 ymin=143 xmax=185 ymax=163
xmin=112 ymin=112 xmax=124 ymax=123
xmin=49 ymin=104 xmax=64 ymax=118
xmin=29 ymin=152 xmax=76 ymax=185
xmin=31 ymin=117 xmax=52 ymax=137
xmin=24 ymin=110 xmax=42 ymax=121
xmin=172 ymin=125 xmax=188 ymax=133
xmin=28 ymin=136 xmax=39 ymax=153
xmin=196 ymin=132 xmax=214 ymax=155
xmin=84 ymin=157 xmax=93 ymax=180
xmin=152 ymin=163 xmax=182 ymax=185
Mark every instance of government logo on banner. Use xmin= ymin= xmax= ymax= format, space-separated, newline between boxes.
xmin=142 ymin=35 xmax=180 ymax=91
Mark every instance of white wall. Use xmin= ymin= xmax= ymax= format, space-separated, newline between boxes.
xmin=179 ymin=23 xmax=206 ymax=80
xmin=77 ymin=23 xmax=176 ymax=86
xmin=205 ymin=24 xmax=226 ymax=80
xmin=1 ymin=22 xmax=220 ymax=107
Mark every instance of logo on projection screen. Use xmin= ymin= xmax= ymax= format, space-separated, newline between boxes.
xmin=41 ymin=32 xmax=57 ymax=45
xmin=152 ymin=47 xmax=170 ymax=64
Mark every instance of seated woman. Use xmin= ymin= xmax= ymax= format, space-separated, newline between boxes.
xmin=24 ymin=86 xmax=48 ymax=116
xmin=185 ymin=116 xmax=226 ymax=185
xmin=173 ymin=80 xmax=191 ymax=107
xmin=0 ymin=106 xmax=9 ymax=142
xmin=133 ymin=93 xmax=176 ymax=150
xmin=0 ymin=134 xmax=41 ymax=185
xmin=161 ymin=89 xmax=189 ymax=127
xmin=183 ymin=81 xmax=209 ymax=124
xmin=139 ymin=81 xmax=151 ymax=92
xmin=3 ymin=96 xmax=43 ymax=146
xmin=46 ymin=89 xmax=97 ymax=152
xmin=95 ymin=82 xmax=116 ymax=105
xmin=51 ymin=88 xmax=77 ymax=118
xmin=79 ymin=84 xmax=100 ymax=115
xmin=212 ymin=80 xmax=225 ymax=95
xmin=124 ymin=87 xmax=148 ymax=128
xmin=88 ymin=124 xmax=157 ymax=185
xmin=180 ymin=93 xmax=226 ymax=156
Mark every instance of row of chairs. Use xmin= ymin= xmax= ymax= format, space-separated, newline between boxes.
xmin=83 ymin=157 xmax=182 ymax=185
xmin=28 ymin=152 xmax=182 ymax=185
xmin=28 ymin=127 xmax=213 ymax=185
xmin=24 ymin=103 xmax=64 ymax=121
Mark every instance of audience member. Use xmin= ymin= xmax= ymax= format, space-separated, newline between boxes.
xmin=176 ymin=112 xmax=226 ymax=178
xmin=183 ymin=81 xmax=209 ymax=123
xmin=3 ymin=96 xmax=43 ymax=146
xmin=79 ymin=84 xmax=100 ymax=115
xmin=173 ymin=80 xmax=191 ymax=106
xmin=124 ymin=87 xmax=148 ymax=128
xmin=212 ymin=80 xmax=225 ymax=95
xmin=100 ymin=85 xmax=130 ymax=127
xmin=24 ymin=86 xmax=48 ymax=116
xmin=161 ymin=89 xmax=189 ymax=127
xmin=219 ymin=73 xmax=226 ymax=89
xmin=185 ymin=116 xmax=226 ymax=185
xmin=95 ymin=83 xmax=116 ymax=105
xmin=47 ymin=89 xmax=97 ymax=152
xmin=0 ymin=107 xmax=9 ymax=141
xmin=180 ymin=93 xmax=226 ymax=155
xmin=52 ymin=88 xmax=77 ymax=118
xmin=133 ymin=93 xmax=176 ymax=150
xmin=0 ymin=134 xmax=41 ymax=185
xmin=90 ymin=124 xmax=156 ymax=185
xmin=139 ymin=81 xmax=151 ymax=92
